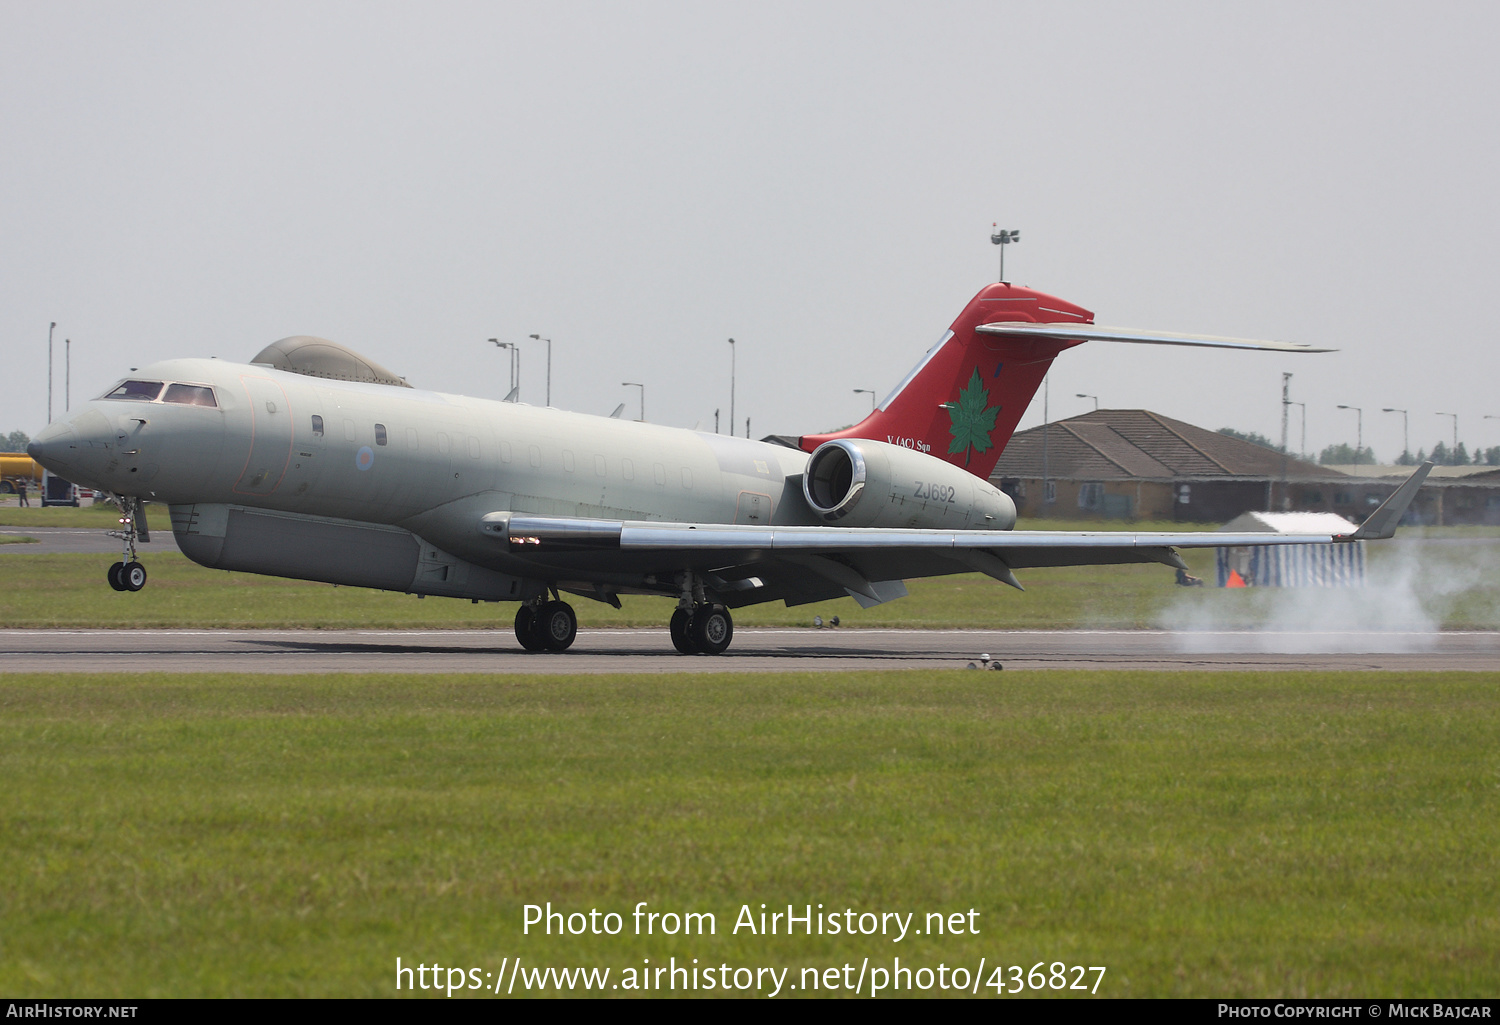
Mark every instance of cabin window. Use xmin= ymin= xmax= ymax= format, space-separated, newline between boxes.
xmin=344 ymin=419 xmax=357 ymax=442
xmin=528 ymin=445 xmax=541 ymax=468
xmin=594 ymin=454 xmax=606 ymax=477
xmin=163 ymin=383 xmax=217 ymax=407
xmin=653 ymin=462 xmax=666 ymax=486
xmin=467 ymin=436 xmax=480 ymax=460
xmin=621 ymin=458 xmax=634 ymax=481
xmin=311 ymin=415 xmax=325 ymax=436
xmin=500 ymin=441 xmax=512 ymax=463
xmin=681 ymin=467 xmax=693 ymax=489
xmin=437 ymin=432 xmax=450 ymax=454
xmin=375 ymin=424 xmax=388 ymax=446
xmin=562 ymin=450 xmax=575 ymax=473
xmin=103 ymin=380 xmax=164 ymax=402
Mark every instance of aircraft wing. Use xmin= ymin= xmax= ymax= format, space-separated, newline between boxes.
xmin=490 ymin=515 xmax=1336 ymax=606
xmin=975 ymin=322 xmax=1335 ymax=352
xmin=484 ymin=463 xmax=1430 ymax=609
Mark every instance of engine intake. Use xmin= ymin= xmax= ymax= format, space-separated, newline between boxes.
xmin=802 ymin=439 xmax=1016 ymax=530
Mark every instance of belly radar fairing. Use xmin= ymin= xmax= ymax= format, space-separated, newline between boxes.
xmin=28 ymin=285 xmax=1428 ymax=654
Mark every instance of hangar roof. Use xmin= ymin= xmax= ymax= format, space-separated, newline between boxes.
xmin=992 ymin=410 xmax=1334 ymax=481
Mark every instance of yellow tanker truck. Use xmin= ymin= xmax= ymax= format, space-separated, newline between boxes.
xmin=0 ymin=452 xmax=43 ymax=495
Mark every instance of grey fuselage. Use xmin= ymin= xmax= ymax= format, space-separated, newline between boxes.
xmin=29 ymin=358 xmax=834 ymax=601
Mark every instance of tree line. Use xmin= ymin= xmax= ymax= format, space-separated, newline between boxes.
xmin=1216 ymin=428 xmax=1500 ymax=467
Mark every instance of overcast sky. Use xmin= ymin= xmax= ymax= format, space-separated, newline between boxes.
xmin=4 ymin=1 xmax=1497 ymax=462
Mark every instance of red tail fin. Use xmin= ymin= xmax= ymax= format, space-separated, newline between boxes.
xmin=801 ymin=283 xmax=1093 ymax=479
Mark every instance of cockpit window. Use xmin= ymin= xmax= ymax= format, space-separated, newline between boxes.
xmin=104 ymin=380 xmax=164 ymax=402
xmin=162 ymin=383 xmax=218 ymax=407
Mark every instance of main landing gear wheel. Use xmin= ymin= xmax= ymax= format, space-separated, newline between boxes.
xmin=533 ymin=600 xmax=577 ymax=652
xmin=514 ymin=605 xmax=544 ymax=651
xmin=107 ymin=562 xmax=127 ymax=591
xmin=670 ymin=603 xmax=734 ymax=655
xmin=692 ymin=603 xmax=733 ymax=655
xmin=669 ymin=608 xmax=694 ymax=655
xmin=515 ymin=601 xmax=577 ymax=652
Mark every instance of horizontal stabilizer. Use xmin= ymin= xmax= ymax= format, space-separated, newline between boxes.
xmin=976 ymin=322 xmax=1334 ymax=353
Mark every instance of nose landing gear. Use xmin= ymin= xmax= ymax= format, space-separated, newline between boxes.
xmin=106 ymin=497 xmax=149 ymax=592
xmin=107 ymin=560 xmax=147 ymax=592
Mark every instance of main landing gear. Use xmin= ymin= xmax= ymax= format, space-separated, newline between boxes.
xmin=670 ymin=603 xmax=734 ymax=655
xmin=107 ymin=498 xmax=148 ymax=593
xmin=514 ymin=599 xmax=578 ymax=652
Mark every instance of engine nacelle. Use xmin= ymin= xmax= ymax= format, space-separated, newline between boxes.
xmin=801 ymin=439 xmax=1016 ymax=530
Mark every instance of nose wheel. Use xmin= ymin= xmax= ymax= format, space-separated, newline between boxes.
xmin=107 ymin=561 xmax=148 ymax=592
xmin=670 ymin=603 xmax=733 ymax=655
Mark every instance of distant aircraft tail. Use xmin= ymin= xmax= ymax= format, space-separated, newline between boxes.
xmin=799 ymin=283 xmax=1093 ymax=481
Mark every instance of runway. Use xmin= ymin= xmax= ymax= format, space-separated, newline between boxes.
xmin=0 ymin=526 xmax=183 ymax=554
xmin=1 ymin=627 xmax=1496 ymax=673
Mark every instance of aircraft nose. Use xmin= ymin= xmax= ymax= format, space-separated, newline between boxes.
xmin=28 ymin=408 xmax=116 ymax=485
xmin=27 ymin=420 xmax=79 ymax=471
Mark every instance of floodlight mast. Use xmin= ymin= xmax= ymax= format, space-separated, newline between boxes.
xmin=488 ymin=339 xmax=518 ymax=397
xmin=1437 ymin=412 xmax=1458 ymax=457
xmin=1337 ymin=405 xmax=1363 ymax=463
xmin=47 ymin=322 xmax=56 ymax=424
xmin=1383 ymin=408 xmax=1409 ymax=462
xmin=529 ymin=334 xmax=551 ymax=407
xmin=1280 ymin=373 xmax=1292 ymax=508
xmin=623 ymin=382 xmax=644 ymax=422
xmin=990 ymin=224 xmax=1020 ymax=282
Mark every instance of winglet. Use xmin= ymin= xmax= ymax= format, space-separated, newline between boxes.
xmin=1345 ymin=461 xmax=1434 ymax=540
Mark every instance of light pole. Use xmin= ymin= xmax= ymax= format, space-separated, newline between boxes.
xmin=727 ymin=338 xmax=736 ymax=439
xmin=1382 ymin=407 xmax=1409 ymax=463
xmin=529 ymin=334 xmax=551 ymax=407
xmin=1278 ymin=373 xmax=1294 ymax=506
xmin=623 ymin=382 xmax=644 ymax=422
xmin=1076 ymin=393 xmax=1098 ymax=412
xmin=990 ymin=225 xmax=1020 ymax=282
xmin=47 ymin=322 xmax=55 ymax=423
xmin=1336 ymin=405 xmax=1363 ymax=463
xmin=853 ymin=388 xmax=876 ymax=412
xmin=488 ymin=339 xmax=518 ymax=398
xmin=65 ymin=338 xmax=70 ymax=413
xmin=1437 ymin=412 xmax=1458 ymax=462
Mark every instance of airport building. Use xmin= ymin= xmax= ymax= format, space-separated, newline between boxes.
xmin=990 ymin=410 xmax=1500 ymax=525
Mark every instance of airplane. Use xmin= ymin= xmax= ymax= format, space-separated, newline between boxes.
xmin=28 ymin=281 xmax=1431 ymax=655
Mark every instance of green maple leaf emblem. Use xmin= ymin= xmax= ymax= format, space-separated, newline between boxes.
xmin=945 ymin=368 xmax=1000 ymax=465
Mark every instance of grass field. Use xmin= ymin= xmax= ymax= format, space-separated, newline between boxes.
xmin=1 ymin=670 xmax=1497 ymax=998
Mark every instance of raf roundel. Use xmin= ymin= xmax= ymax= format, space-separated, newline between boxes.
xmin=355 ymin=446 xmax=375 ymax=471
